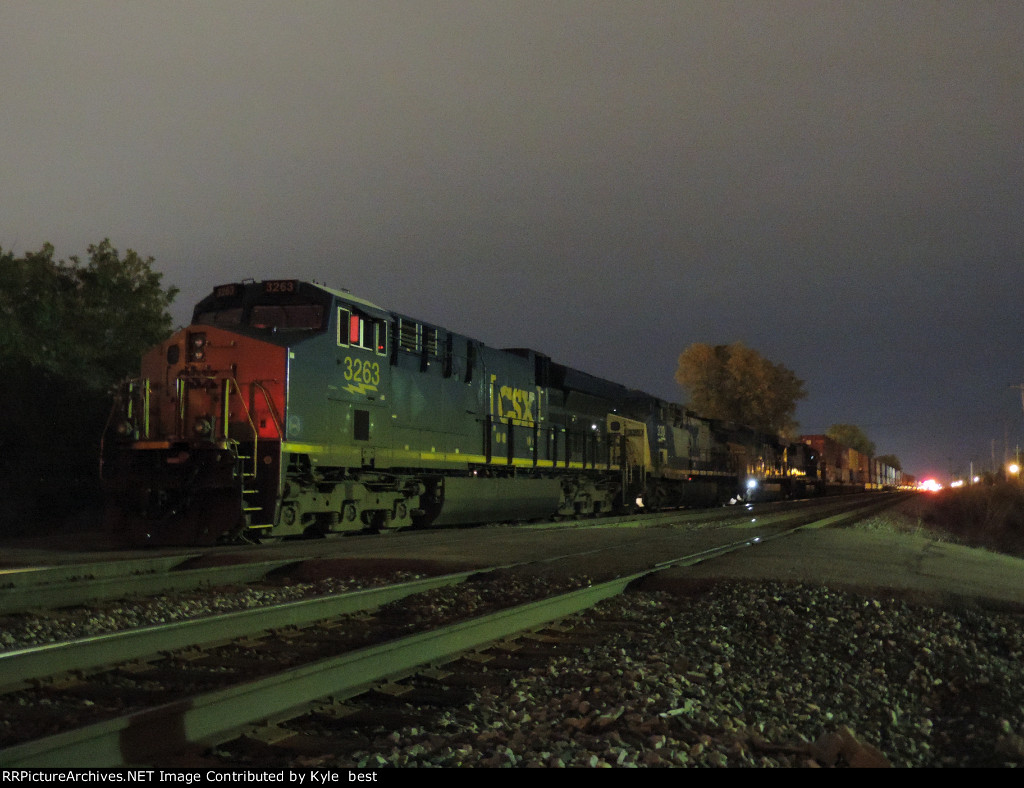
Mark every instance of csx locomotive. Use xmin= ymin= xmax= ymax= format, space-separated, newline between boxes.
xmin=101 ymin=279 xmax=896 ymax=546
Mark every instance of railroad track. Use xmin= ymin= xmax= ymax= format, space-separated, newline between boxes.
xmin=0 ymin=555 xmax=303 ymax=615
xmin=0 ymin=495 xmax=902 ymax=767
xmin=0 ymin=494 xmax=889 ymax=617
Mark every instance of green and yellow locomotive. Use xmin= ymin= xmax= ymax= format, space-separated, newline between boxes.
xmin=102 ymin=279 xmax=821 ymax=545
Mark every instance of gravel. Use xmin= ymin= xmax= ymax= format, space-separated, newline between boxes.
xmin=327 ymin=582 xmax=1024 ymax=768
xmin=0 ymin=573 xmax=424 ymax=650
xmin=7 ymin=503 xmax=1024 ymax=767
xmin=0 ymin=572 xmax=596 ymax=752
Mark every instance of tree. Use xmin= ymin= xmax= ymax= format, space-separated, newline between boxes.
xmin=876 ymin=453 xmax=902 ymax=471
xmin=0 ymin=243 xmax=74 ymax=369
xmin=674 ymin=342 xmax=807 ymax=436
xmin=0 ymin=239 xmax=179 ymax=391
xmin=0 ymin=240 xmax=178 ymax=532
xmin=827 ymin=424 xmax=876 ymax=456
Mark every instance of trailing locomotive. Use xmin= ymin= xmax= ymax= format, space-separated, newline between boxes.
xmin=101 ymin=279 xmax=896 ymax=546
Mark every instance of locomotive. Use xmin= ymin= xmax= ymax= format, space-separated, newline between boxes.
xmin=101 ymin=279 xmax=895 ymax=546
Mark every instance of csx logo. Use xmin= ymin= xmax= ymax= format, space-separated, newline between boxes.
xmin=494 ymin=385 xmax=537 ymax=425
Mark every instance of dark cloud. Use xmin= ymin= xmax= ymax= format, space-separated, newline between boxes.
xmin=2 ymin=1 xmax=1022 ymax=479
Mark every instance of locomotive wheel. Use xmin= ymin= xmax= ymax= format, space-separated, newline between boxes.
xmin=363 ymin=510 xmax=389 ymax=532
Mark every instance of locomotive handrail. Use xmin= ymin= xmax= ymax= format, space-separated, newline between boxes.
xmin=251 ymin=380 xmax=284 ymax=438
xmin=222 ymin=377 xmax=284 ymax=527
xmin=99 ymin=378 xmax=150 ymax=480
xmin=223 ymin=378 xmax=256 ymax=439
xmin=119 ymin=377 xmax=151 ymax=439
xmin=134 ymin=378 xmax=151 ymax=440
xmin=222 ymin=377 xmax=259 ymax=483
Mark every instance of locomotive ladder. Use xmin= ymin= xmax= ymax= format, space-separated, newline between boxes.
xmin=222 ymin=379 xmax=283 ymax=528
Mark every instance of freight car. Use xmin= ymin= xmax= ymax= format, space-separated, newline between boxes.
xmin=799 ymin=434 xmax=900 ymax=494
xmin=101 ymin=279 xmax=889 ymax=546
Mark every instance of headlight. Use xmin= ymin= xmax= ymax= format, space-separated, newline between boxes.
xmin=188 ymin=332 xmax=207 ymax=362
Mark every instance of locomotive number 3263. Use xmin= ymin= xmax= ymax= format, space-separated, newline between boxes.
xmin=343 ymin=357 xmax=380 ymax=386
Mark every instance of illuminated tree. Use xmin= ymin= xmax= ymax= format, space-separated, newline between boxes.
xmin=674 ymin=342 xmax=806 ymax=436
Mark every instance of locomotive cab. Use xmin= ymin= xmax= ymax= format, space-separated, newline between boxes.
xmin=103 ymin=281 xmax=325 ymax=544
xmin=103 ymin=279 xmax=427 ymax=545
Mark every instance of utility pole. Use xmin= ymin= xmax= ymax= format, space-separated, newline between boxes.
xmin=1013 ymin=384 xmax=1024 ymax=416
xmin=1011 ymin=384 xmax=1024 ymax=469
xmin=1006 ymin=385 xmax=1024 ymax=483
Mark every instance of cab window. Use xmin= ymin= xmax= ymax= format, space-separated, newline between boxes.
xmin=338 ymin=307 xmax=386 ymax=354
xmin=195 ymin=307 xmax=243 ymax=326
xmin=250 ymin=304 xmax=325 ymax=330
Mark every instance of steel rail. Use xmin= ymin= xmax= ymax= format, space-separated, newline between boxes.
xmin=0 ymin=558 xmax=303 ymax=615
xmin=0 ymin=555 xmax=195 ymax=586
xmin=0 ymin=495 xmax=893 ymax=690
xmin=520 ymin=492 xmax=892 ymax=530
xmin=0 ymin=568 xmax=481 ymax=692
xmin=0 ymin=498 xmax=897 ymax=768
xmin=0 ymin=574 xmax=642 ymax=767
xmin=0 ymin=493 xmax=903 ymax=616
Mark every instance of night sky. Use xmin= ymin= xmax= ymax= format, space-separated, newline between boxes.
xmin=3 ymin=2 xmax=1022 ymax=481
